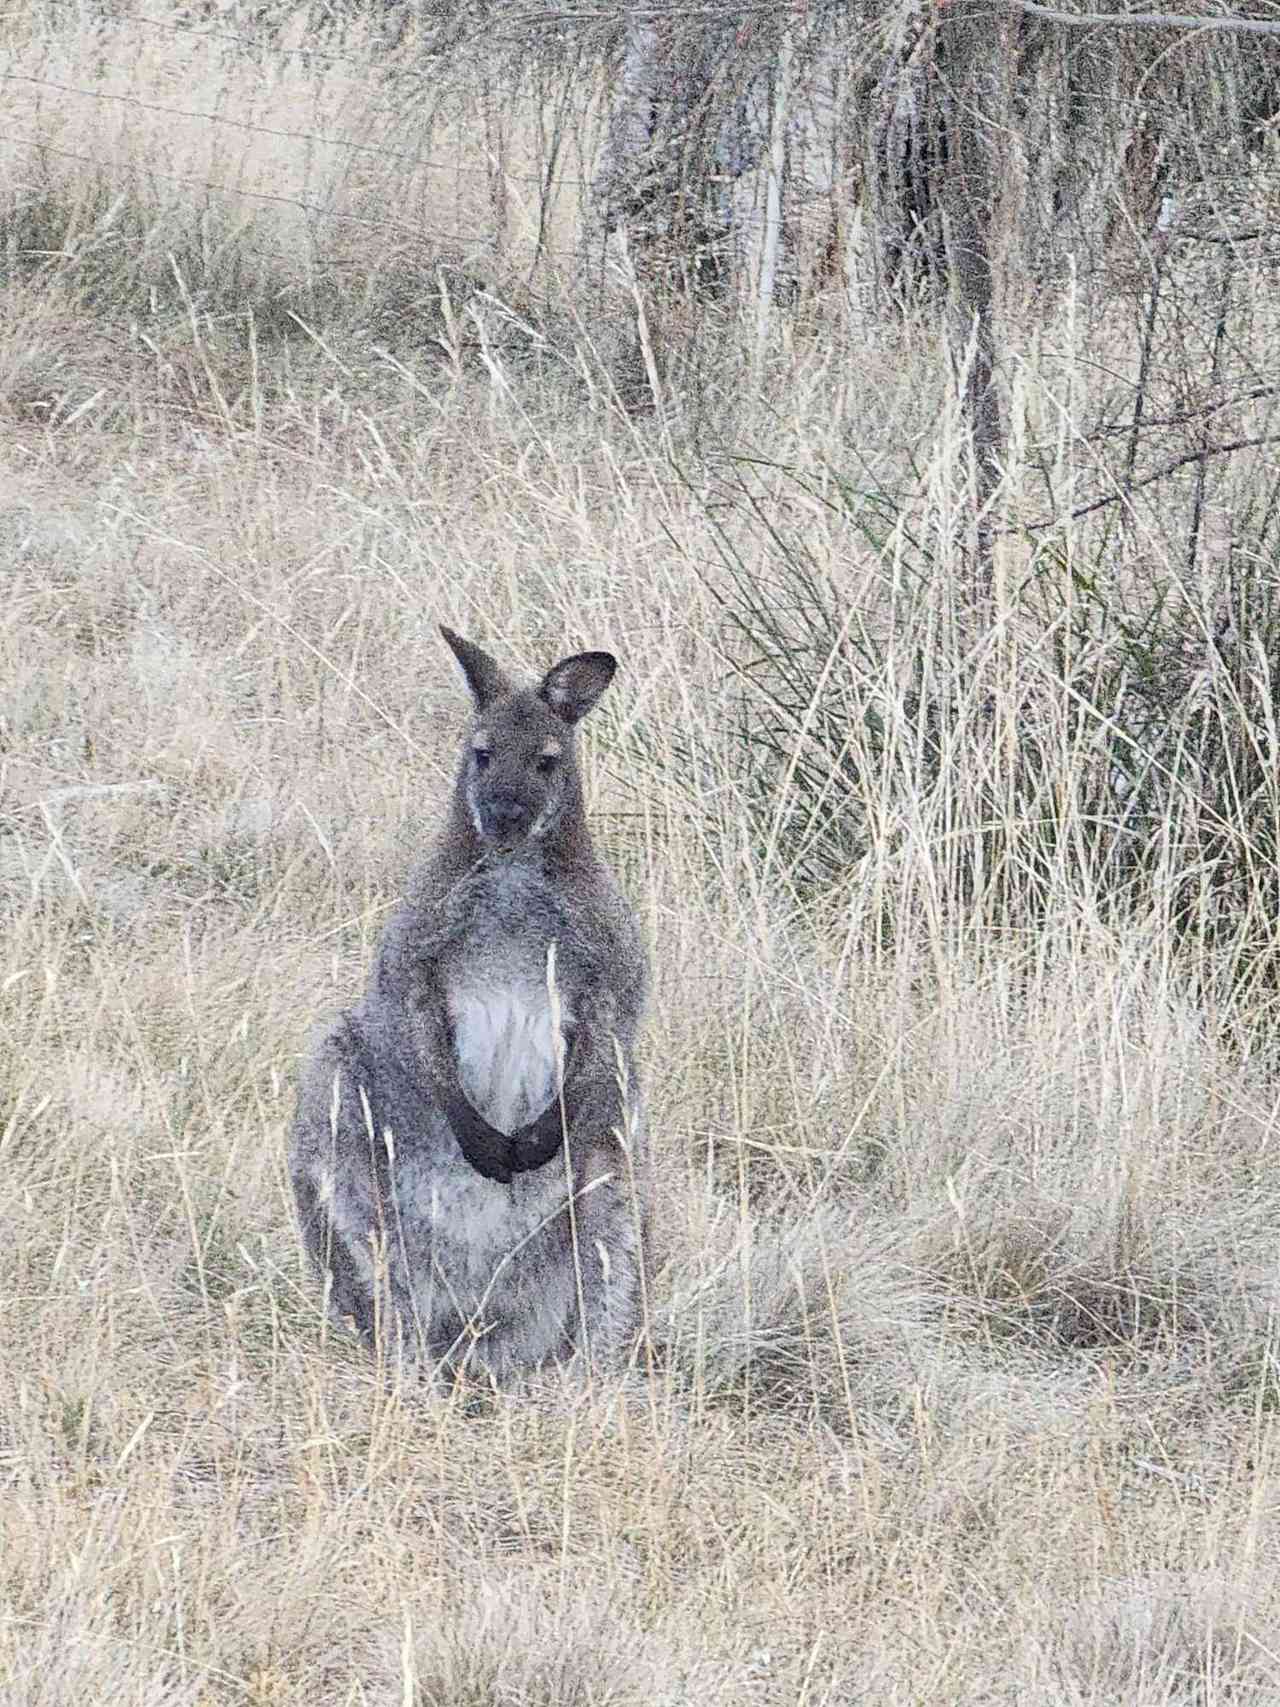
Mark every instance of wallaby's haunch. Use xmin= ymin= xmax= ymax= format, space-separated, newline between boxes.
xmin=289 ymin=628 xmax=650 ymax=1385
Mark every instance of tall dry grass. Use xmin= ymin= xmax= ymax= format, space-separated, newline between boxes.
xmin=3 ymin=5 xmax=1280 ymax=1704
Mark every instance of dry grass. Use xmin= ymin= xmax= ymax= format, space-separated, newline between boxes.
xmin=4 ymin=7 xmax=1280 ymax=1704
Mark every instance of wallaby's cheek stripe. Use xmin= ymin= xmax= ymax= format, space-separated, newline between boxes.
xmin=529 ymin=792 xmax=561 ymax=840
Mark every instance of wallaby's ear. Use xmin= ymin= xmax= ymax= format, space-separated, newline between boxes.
xmin=440 ymin=627 xmax=513 ymax=711
xmin=538 ymin=651 xmax=617 ymax=726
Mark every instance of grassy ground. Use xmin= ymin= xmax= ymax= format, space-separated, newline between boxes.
xmin=4 ymin=7 xmax=1280 ymax=1705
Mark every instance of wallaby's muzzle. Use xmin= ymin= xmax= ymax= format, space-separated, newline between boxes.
xmin=477 ymin=788 xmax=535 ymax=845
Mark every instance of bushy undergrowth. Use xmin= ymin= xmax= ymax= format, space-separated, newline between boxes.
xmin=701 ymin=456 xmax=1280 ymax=1026
xmin=1052 ymin=1574 xmax=1280 ymax=1704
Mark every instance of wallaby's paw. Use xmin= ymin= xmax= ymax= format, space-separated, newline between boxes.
xmin=510 ymin=1104 xmax=565 ymax=1173
xmin=443 ymin=1086 xmax=518 ymax=1184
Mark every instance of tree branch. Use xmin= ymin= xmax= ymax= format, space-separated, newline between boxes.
xmin=1007 ymin=0 xmax=1280 ymax=38
xmin=1085 ymin=383 xmax=1280 ymax=438
xmin=1021 ymin=433 xmax=1280 ymax=530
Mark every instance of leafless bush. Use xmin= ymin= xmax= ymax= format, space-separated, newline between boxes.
xmin=1052 ymin=1575 xmax=1280 ymax=1705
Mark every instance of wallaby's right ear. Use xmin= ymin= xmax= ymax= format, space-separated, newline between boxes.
xmin=440 ymin=627 xmax=513 ymax=711
xmin=538 ymin=651 xmax=617 ymax=725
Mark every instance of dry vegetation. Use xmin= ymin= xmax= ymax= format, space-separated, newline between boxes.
xmin=4 ymin=4 xmax=1280 ymax=1703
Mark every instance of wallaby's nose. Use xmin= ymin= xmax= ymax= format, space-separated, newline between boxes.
xmin=483 ymin=792 xmax=531 ymax=839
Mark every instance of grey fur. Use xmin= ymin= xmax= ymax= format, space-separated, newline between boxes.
xmin=288 ymin=627 xmax=650 ymax=1386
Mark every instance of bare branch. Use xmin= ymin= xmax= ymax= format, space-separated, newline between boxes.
xmin=1021 ymin=433 xmax=1280 ymax=530
xmin=1007 ymin=0 xmax=1280 ymax=38
xmin=1184 ymin=227 xmax=1280 ymax=243
xmin=1084 ymin=383 xmax=1280 ymax=438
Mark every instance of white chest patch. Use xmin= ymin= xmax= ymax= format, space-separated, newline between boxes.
xmin=448 ymin=983 xmax=570 ymax=1136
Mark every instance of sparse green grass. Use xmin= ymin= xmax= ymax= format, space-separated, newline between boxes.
xmin=4 ymin=5 xmax=1280 ymax=1705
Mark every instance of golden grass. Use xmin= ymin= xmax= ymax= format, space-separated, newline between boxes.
xmin=1 ymin=0 xmax=591 ymax=282
xmin=4 ymin=6 xmax=1280 ymax=1704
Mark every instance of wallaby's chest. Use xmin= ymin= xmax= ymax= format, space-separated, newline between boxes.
xmin=447 ymin=981 xmax=569 ymax=1135
xmin=442 ymin=866 xmax=578 ymax=1136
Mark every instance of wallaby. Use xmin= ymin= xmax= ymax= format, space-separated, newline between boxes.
xmin=288 ymin=627 xmax=650 ymax=1386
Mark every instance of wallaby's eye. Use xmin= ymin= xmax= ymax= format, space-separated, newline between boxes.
xmin=535 ymin=753 xmax=558 ymax=775
xmin=474 ymin=748 xmax=491 ymax=771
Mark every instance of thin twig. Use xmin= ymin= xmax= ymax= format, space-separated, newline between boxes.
xmin=1187 ymin=259 xmax=1232 ymax=578
xmin=1182 ymin=227 xmax=1280 ymax=244
xmin=1008 ymin=0 xmax=1280 ymax=37
xmin=0 ymin=127 xmax=481 ymax=244
xmin=1085 ymin=383 xmax=1280 ymax=437
xmin=1124 ymin=241 xmax=1166 ymax=499
xmin=0 ymin=70 xmax=574 ymax=185
xmin=1020 ymin=434 xmax=1280 ymax=531
xmin=39 ymin=780 xmax=167 ymax=807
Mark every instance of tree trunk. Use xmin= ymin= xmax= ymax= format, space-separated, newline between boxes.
xmin=585 ymin=12 xmax=769 ymax=300
xmin=936 ymin=0 xmax=1014 ymax=604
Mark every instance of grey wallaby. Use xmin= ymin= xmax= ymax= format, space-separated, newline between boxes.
xmin=288 ymin=627 xmax=650 ymax=1386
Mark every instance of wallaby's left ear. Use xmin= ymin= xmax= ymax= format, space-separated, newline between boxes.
xmin=441 ymin=626 xmax=513 ymax=711
xmin=538 ymin=651 xmax=617 ymax=725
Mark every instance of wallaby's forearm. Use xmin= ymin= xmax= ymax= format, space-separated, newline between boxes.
xmin=445 ymin=1021 xmax=631 ymax=1181
xmin=514 ymin=1042 xmax=634 ymax=1175
xmin=507 ymin=1020 xmax=631 ymax=1172
xmin=448 ymin=1034 xmax=580 ymax=1180
xmin=394 ymin=963 xmax=523 ymax=1184
xmin=438 ymin=1076 xmax=520 ymax=1183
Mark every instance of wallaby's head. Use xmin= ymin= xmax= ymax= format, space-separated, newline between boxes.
xmin=440 ymin=627 xmax=617 ymax=854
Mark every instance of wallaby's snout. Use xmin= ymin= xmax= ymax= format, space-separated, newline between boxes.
xmin=479 ymin=786 xmax=533 ymax=844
